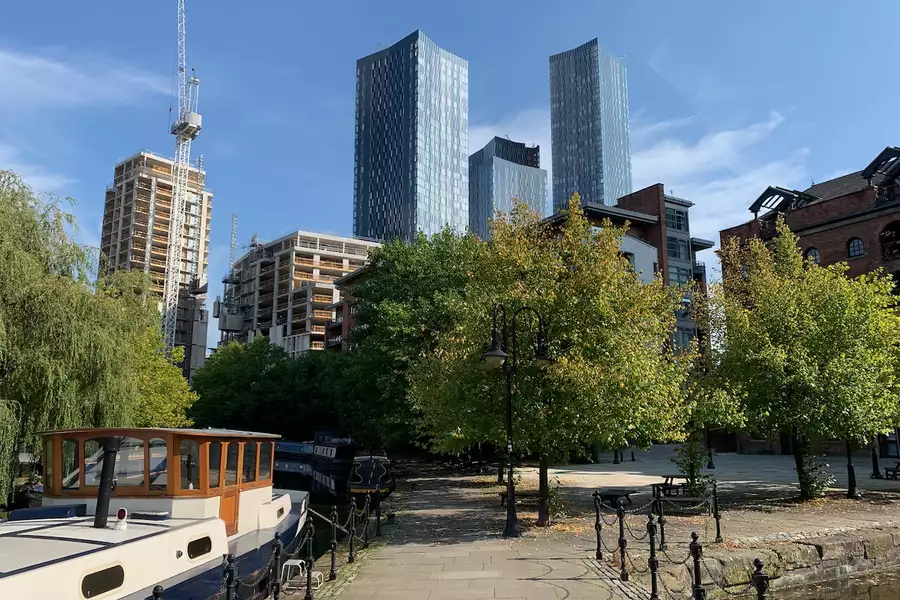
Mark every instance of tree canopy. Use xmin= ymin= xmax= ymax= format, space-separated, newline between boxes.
xmin=711 ymin=217 xmax=900 ymax=499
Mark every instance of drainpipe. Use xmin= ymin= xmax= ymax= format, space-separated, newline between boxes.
xmin=93 ymin=437 xmax=122 ymax=529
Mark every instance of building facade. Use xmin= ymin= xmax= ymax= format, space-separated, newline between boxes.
xmin=549 ymin=38 xmax=632 ymax=209
xmin=469 ymin=137 xmax=548 ymax=239
xmin=353 ymin=30 xmax=469 ymax=243
xmin=99 ymin=150 xmax=212 ymax=380
xmin=214 ymin=231 xmax=379 ymax=357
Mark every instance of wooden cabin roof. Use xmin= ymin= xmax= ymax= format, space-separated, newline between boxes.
xmin=42 ymin=427 xmax=281 ymax=440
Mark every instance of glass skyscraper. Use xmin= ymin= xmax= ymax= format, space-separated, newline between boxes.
xmin=469 ymin=137 xmax=547 ymax=240
xmin=354 ymin=30 xmax=469 ymax=242
xmin=549 ymin=38 xmax=632 ymax=209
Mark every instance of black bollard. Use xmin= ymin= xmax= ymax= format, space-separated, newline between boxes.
xmin=329 ymin=505 xmax=338 ymax=581
xmin=706 ymin=425 xmax=715 ymax=470
xmin=362 ymin=495 xmax=370 ymax=549
xmin=656 ymin=488 xmax=667 ymax=551
xmin=617 ymin=499 xmax=628 ymax=582
xmin=846 ymin=440 xmax=860 ymax=499
xmin=348 ymin=497 xmax=357 ymax=564
xmin=592 ymin=491 xmax=603 ymax=561
xmin=631 ymin=450 xmax=635 ymax=462
xmin=224 ymin=553 xmax=237 ymax=600
xmin=271 ymin=531 xmax=283 ymax=599
xmin=712 ymin=480 xmax=723 ymax=544
xmin=304 ymin=522 xmax=315 ymax=600
xmin=751 ymin=558 xmax=769 ymax=600
xmin=151 ymin=585 xmax=165 ymax=599
xmin=613 ymin=449 xmax=621 ymax=465
xmin=871 ymin=445 xmax=883 ymax=479
xmin=375 ymin=486 xmax=383 ymax=537
xmin=647 ymin=514 xmax=659 ymax=600
xmin=690 ymin=532 xmax=706 ymax=600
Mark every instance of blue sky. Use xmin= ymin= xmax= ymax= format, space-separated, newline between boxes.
xmin=2 ymin=0 xmax=898 ymax=350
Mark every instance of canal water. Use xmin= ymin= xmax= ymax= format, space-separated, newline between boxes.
xmin=779 ymin=567 xmax=900 ymax=599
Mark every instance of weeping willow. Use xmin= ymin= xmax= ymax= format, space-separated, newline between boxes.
xmin=0 ymin=171 xmax=177 ymax=502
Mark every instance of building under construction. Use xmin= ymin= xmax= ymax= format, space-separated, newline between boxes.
xmin=100 ymin=149 xmax=213 ymax=380
xmin=215 ymin=231 xmax=379 ymax=357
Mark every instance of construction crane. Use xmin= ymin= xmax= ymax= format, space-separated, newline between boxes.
xmin=162 ymin=0 xmax=202 ymax=353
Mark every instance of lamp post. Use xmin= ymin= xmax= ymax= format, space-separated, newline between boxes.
xmin=481 ymin=303 xmax=551 ymax=538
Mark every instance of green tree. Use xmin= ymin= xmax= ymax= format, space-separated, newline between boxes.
xmin=132 ymin=328 xmax=197 ymax=428
xmin=410 ymin=196 xmax=695 ymax=525
xmin=712 ymin=217 xmax=900 ymax=499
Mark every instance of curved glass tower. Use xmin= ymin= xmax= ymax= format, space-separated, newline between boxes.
xmin=549 ymin=38 xmax=632 ymax=209
xmin=354 ymin=30 xmax=469 ymax=242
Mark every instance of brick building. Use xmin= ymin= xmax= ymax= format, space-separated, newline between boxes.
xmin=719 ymin=145 xmax=900 ymax=458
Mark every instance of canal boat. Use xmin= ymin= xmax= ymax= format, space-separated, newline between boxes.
xmin=348 ymin=453 xmax=396 ymax=508
xmin=0 ymin=427 xmax=308 ymax=600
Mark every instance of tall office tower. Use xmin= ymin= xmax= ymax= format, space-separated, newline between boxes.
xmin=354 ymin=30 xmax=469 ymax=242
xmin=99 ymin=150 xmax=213 ymax=380
xmin=469 ymin=136 xmax=548 ymax=239
xmin=549 ymin=38 xmax=632 ymax=209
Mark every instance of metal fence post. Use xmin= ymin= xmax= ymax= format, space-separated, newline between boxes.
xmin=151 ymin=585 xmax=164 ymax=599
xmin=712 ymin=480 xmax=723 ymax=543
xmin=270 ymin=531 xmax=283 ymax=599
xmin=375 ymin=486 xmax=383 ymax=537
xmin=592 ymin=491 xmax=603 ymax=561
xmin=752 ymin=558 xmax=770 ymax=599
xmin=656 ymin=488 xmax=667 ymax=551
xmin=348 ymin=497 xmax=357 ymax=564
xmin=647 ymin=514 xmax=659 ymax=600
xmin=362 ymin=494 xmax=370 ymax=549
xmin=329 ymin=505 xmax=338 ymax=581
xmin=224 ymin=553 xmax=237 ymax=600
xmin=304 ymin=521 xmax=315 ymax=600
xmin=690 ymin=532 xmax=706 ymax=600
xmin=617 ymin=499 xmax=629 ymax=582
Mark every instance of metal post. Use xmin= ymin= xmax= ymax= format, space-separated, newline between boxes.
xmin=706 ymin=425 xmax=715 ymax=469
xmin=871 ymin=444 xmax=883 ymax=479
xmin=348 ymin=497 xmax=357 ymax=563
xmin=846 ymin=440 xmax=860 ymax=499
xmin=271 ymin=531 xmax=283 ymax=599
xmin=151 ymin=585 xmax=165 ymax=599
xmin=613 ymin=449 xmax=620 ymax=465
xmin=497 ymin=463 xmax=504 ymax=484
xmin=329 ymin=505 xmax=337 ymax=581
xmin=647 ymin=514 xmax=659 ymax=600
xmin=224 ymin=553 xmax=237 ymax=600
xmin=503 ymin=355 xmax=518 ymax=538
xmin=657 ymin=488 xmax=667 ymax=551
xmin=362 ymin=494 xmax=370 ymax=549
xmin=592 ymin=491 xmax=603 ymax=560
xmin=375 ymin=486 xmax=383 ymax=537
xmin=304 ymin=522 xmax=315 ymax=600
xmin=751 ymin=558 xmax=770 ymax=599
xmin=712 ymin=480 xmax=723 ymax=543
xmin=631 ymin=450 xmax=635 ymax=462
xmin=690 ymin=532 xmax=706 ymax=600
xmin=617 ymin=499 xmax=628 ymax=582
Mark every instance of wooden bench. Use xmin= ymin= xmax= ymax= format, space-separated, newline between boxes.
xmin=498 ymin=491 xmax=541 ymax=507
xmin=885 ymin=462 xmax=900 ymax=480
xmin=595 ymin=488 xmax=638 ymax=507
xmin=651 ymin=482 xmax=685 ymax=498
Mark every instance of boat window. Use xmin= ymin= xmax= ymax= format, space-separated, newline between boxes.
xmin=84 ymin=438 xmax=103 ymax=486
xmin=259 ymin=441 xmax=273 ymax=480
xmin=44 ymin=439 xmax=53 ymax=493
xmin=242 ymin=442 xmax=258 ymax=483
xmin=224 ymin=442 xmax=239 ymax=486
xmin=209 ymin=441 xmax=222 ymax=489
xmin=115 ymin=437 xmax=145 ymax=486
xmin=62 ymin=438 xmax=80 ymax=490
xmin=180 ymin=440 xmax=200 ymax=490
xmin=149 ymin=438 xmax=167 ymax=491
xmin=187 ymin=536 xmax=212 ymax=559
xmin=81 ymin=564 xmax=124 ymax=598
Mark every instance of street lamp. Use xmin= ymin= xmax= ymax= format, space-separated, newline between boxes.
xmin=481 ymin=303 xmax=550 ymax=538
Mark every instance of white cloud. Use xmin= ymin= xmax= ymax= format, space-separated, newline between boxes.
xmin=0 ymin=48 xmax=168 ymax=112
xmin=0 ymin=144 xmax=72 ymax=192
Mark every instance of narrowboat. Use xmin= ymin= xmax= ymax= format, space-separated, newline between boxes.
xmin=348 ymin=453 xmax=396 ymax=508
xmin=0 ymin=427 xmax=308 ymax=599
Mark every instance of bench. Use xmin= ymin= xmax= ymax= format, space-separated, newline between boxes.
xmin=886 ymin=462 xmax=900 ymax=480
xmin=594 ymin=488 xmax=638 ymax=507
xmin=498 ymin=491 xmax=541 ymax=507
xmin=651 ymin=483 xmax=685 ymax=498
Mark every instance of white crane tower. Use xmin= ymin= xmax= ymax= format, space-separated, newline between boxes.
xmin=163 ymin=0 xmax=202 ymax=353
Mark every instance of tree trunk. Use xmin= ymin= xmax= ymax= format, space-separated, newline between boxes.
xmin=791 ymin=433 xmax=815 ymax=501
xmin=537 ymin=455 xmax=550 ymax=527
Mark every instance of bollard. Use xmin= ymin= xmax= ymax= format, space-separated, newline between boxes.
xmin=151 ymin=585 xmax=164 ymax=599
xmin=375 ymin=486 xmax=383 ymax=537
xmin=224 ymin=553 xmax=237 ymax=600
xmin=613 ymin=449 xmax=621 ymax=465
xmin=592 ymin=491 xmax=603 ymax=561
xmin=647 ymin=514 xmax=659 ymax=600
xmin=656 ymin=488 xmax=667 ymax=551
xmin=690 ymin=532 xmax=706 ymax=600
xmin=304 ymin=521 xmax=315 ymax=600
xmin=362 ymin=494 xmax=371 ymax=549
xmin=631 ymin=450 xmax=635 ymax=462
xmin=751 ymin=558 xmax=770 ymax=599
xmin=270 ymin=531 xmax=283 ymax=599
xmin=348 ymin=497 xmax=357 ymax=564
xmin=329 ymin=505 xmax=338 ymax=581
xmin=617 ymin=499 xmax=628 ymax=582
xmin=712 ymin=480 xmax=723 ymax=544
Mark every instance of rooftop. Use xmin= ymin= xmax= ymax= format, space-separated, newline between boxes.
xmin=42 ymin=427 xmax=281 ymax=439
xmin=543 ymin=203 xmax=659 ymax=227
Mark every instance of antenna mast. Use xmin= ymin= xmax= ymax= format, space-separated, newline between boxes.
xmin=163 ymin=0 xmax=202 ymax=353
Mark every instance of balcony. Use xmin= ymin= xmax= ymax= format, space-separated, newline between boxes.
xmin=311 ymin=309 xmax=332 ymax=320
xmin=294 ymin=257 xmax=314 ymax=267
xmin=310 ymin=341 xmax=325 ymax=351
xmin=318 ymin=260 xmax=344 ymax=271
xmin=258 ymin=292 xmax=274 ymax=304
xmin=312 ymin=294 xmax=333 ymax=304
xmin=693 ymin=261 xmax=706 ymax=275
xmin=310 ymin=325 xmax=326 ymax=335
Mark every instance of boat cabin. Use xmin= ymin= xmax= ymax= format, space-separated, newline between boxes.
xmin=40 ymin=427 xmax=283 ymax=536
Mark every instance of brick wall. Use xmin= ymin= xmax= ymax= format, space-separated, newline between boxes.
xmin=616 ymin=184 xmax=668 ymax=284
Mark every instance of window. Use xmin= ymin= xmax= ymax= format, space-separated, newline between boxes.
xmin=84 ymin=438 xmax=103 ymax=486
xmin=62 ymin=439 xmax=79 ymax=490
xmin=209 ymin=442 xmax=221 ymax=489
xmin=259 ymin=442 xmax=273 ymax=480
xmin=81 ymin=565 xmax=125 ymax=598
xmin=668 ymin=266 xmax=692 ymax=286
xmin=804 ymin=247 xmax=820 ymax=264
xmin=180 ymin=440 xmax=200 ymax=490
xmin=187 ymin=536 xmax=212 ymax=559
xmin=224 ymin=442 xmax=239 ymax=487
xmin=620 ymin=252 xmax=635 ymax=270
xmin=114 ymin=437 xmax=146 ymax=487
xmin=242 ymin=442 xmax=258 ymax=484
xmin=848 ymin=238 xmax=865 ymax=258
xmin=666 ymin=208 xmax=689 ymax=232
xmin=666 ymin=237 xmax=689 ymax=260
xmin=149 ymin=438 xmax=167 ymax=491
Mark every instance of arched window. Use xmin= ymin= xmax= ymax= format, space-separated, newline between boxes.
xmin=848 ymin=238 xmax=865 ymax=258
xmin=804 ymin=247 xmax=820 ymax=264
xmin=881 ymin=222 xmax=900 ymax=260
